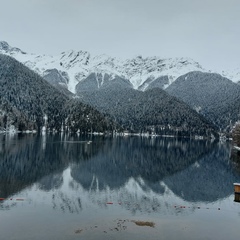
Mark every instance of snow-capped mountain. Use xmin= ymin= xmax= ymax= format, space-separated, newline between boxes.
xmin=0 ymin=41 xmax=207 ymax=93
xmin=221 ymin=69 xmax=240 ymax=84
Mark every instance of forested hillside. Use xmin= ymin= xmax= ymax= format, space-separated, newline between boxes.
xmin=138 ymin=76 xmax=169 ymax=91
xmin=0 ymin=54 xmax=118 ymax=133
xmin=77 ymin=83 xmax=217 ymax=137
xmin=62 ymin=100 xmax=118 ymax=133
xmin=166 ymin=71 xmax=240 ymax=131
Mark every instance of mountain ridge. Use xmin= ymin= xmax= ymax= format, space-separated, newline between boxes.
xmin=1 ymin=41 xmax=239 ymax=94
xmin=1 ymin=41 xmax=239 ymax=134
xmin=0 ymin=41 xmax=211 ymax=93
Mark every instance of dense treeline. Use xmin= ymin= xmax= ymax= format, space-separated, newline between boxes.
xmin=0 ymin=54 xmax=118 ymax=133
xmin=0 ymin=54 xmax=67 ymax=131
xmin=62 ymin=99 xmax=119 ymax=133
xmin=166 ymin=71 xmax=240 ymax=131
xmin=0 ymin=96 xmax=34 ymax=131
xmin=77 ymin=79 xmax=217 ymax=137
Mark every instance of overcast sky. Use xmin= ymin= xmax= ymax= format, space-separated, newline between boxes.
xmin=1 ymin=0 xmax=239 ymax=71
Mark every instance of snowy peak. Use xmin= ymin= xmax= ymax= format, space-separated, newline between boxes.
xmin=121 ymin=56 xmax=205 ymax=88
xmin=59 ymin=50 xmax=91 ymax=69
xmin=123 ymin=56 xmax=202 ymax=71
xmin=221 ymin=69 xmax=240 ymax=83
xmin=0 ymin=41 xmax=26 ymax=54
xmin=0 ymin=41 xmax=10 ymax=51
xmin=0 ymin=40 xmax=235 ymax=94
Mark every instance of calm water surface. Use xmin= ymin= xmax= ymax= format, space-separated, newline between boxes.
xmin=0 ymin=134 xmax=240 ymax=240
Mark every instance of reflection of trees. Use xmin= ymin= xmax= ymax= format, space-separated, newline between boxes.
xmin=71 ymin=137 xmax=215 ymax=195
xmin=38 ymin=173 xmax=63 ymax=191
xmin=232 ymin=123 xmax=240 ymax=147
xmin=164 ymin=143 xmax=240 ymax=202
xmin=51 ymin=192 xmax=82 ymax=214
xmin=0 ymin=134 xmax=103 ymax=198
xmin=230 ymin=147 xmax=240 ymax=174
xmin=231 ymin=123 xmax=240 ymax=172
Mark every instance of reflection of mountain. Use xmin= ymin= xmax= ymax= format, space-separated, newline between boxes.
xmin=71 ymin=138 xmax=240 ymax=203
xmin=0 ymin=134 xmax=102 ymax=198
xmin=38 ymin=173 xmax=63 ymax=191
xmin=164 ymin=143 xmax=240 ymax=202
xmin=71 ymin=137 xmax=215 ymax=194
xmin=1 ymin=134 xmax=240 ymax=208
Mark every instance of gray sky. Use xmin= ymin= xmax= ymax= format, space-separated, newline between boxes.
xmin=1 ymin=0 xmax=239 ymax=71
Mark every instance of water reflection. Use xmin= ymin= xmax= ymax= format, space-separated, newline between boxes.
xmin=71 ymin=137 xmax=214 ymax=193
xmin=0 ymin=134 xmax=240 ymax=207
xmin=231 ymin=147 xmax=240 ymax=173
xmin=164 ymin=144 xmax=239 ymax=202
xmin=38 ymin=173 xmax=63 ymax=191
xmin=70 ymin=138 xmax=240 ymax=203
xmin=1 ymin=134 xmax=240 ymax=240
xmin=0 ymin=133 xmax=102 ymax=198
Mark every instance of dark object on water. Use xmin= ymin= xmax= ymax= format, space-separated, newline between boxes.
xmin=234 ymin=183 xmax=240 ymax=203
xmin=75 ymin=229 xmax=83 ymax=234
xmin=131 ymin=220 xmax=155 ymax=228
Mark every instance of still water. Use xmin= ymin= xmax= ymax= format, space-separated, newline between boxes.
xmin=0 ymin=134 xmax=240 ymax=240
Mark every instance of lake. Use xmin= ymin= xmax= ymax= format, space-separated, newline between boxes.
xmin=0 ymin=134 xmax=240 ymax=240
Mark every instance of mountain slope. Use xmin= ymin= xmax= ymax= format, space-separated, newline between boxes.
xmin=42 ymin=68 xmax=74 ymax=97
xmin=0 ymin=54 xmax=67 ymax=131
xmin=75 ymin=73 xmax=133 ymax=93
xmin=0 ymin=41 xmax=206 ymax=93
xmin=0 ymin=54 xmax=119 ymax=132
xmin=0 ymin=97 xmax=31 ymax=132
xmin=77 ymin=83 xmax=217 ymax=137
xmin=166 ymin=71 xmax=240 ymax=130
